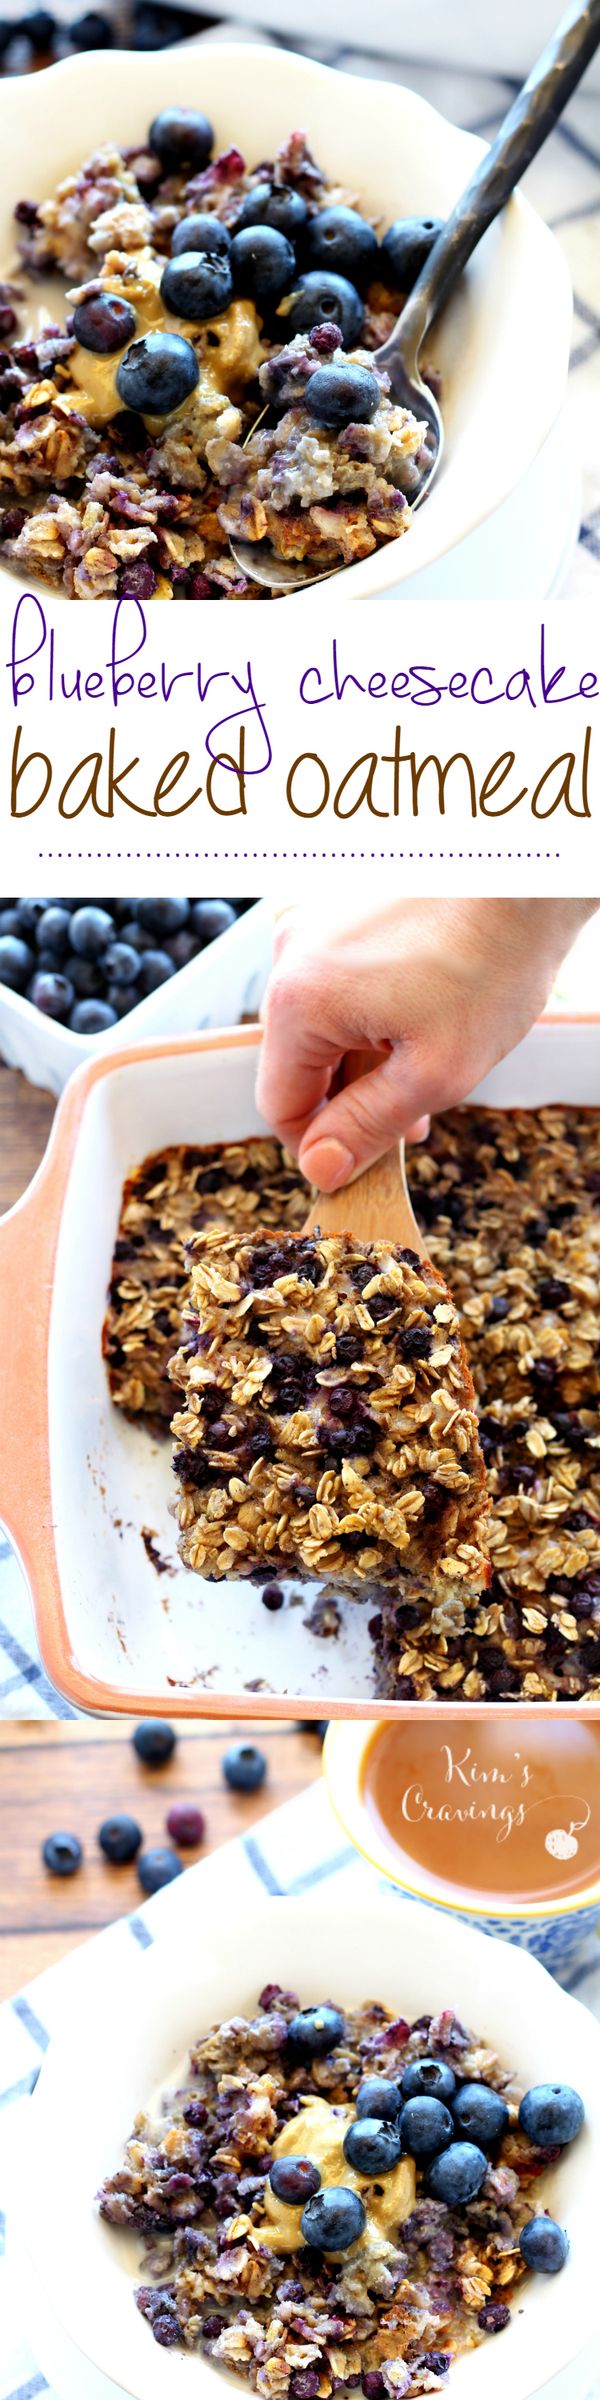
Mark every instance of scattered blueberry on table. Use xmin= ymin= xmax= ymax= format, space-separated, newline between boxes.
xmin=133 ymin=1719 xmax=177 ymax=1766
xmin=0 ymin=896 xmax=246 ymax=1030
xmin=98 ymin=1814 xmax=143 ymax=1864
xmin=222 ymin=1741 xmax=267 ymax=1793
xmin=42 ymin=1830 xmax=83 ymax=1876
xmin=165 ymin=1803 xmax=205 ymax=1847
xmin=137 ymin=1846 xmax=183 ymax=1894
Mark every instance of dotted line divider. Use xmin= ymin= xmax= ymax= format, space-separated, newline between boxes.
xmin=37 ymin=859 xmax=561 ymax=868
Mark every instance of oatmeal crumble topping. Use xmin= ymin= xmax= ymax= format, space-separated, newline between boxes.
xmin=169 ymin=1227 xmax=489 ymax=1599
xmin=98 ymin=1990 xmax=548 ymax=2393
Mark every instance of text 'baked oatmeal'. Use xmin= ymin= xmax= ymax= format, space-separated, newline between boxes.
xmin=99 ymin=1985 xmax=582 ymax=2390
xmin=169 ymin=1227 xmax=490 ymax=1600
xmin=1 ymin=108 xmax=436 ymax=596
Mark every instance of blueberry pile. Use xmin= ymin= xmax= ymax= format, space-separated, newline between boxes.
xmin=67 ymin=108 xmax=443 ymax=423
xmin=266 ymin=2023 xmax=582 ymax=2275
xmin=0 ymin=895 xmax=249 ymax=1033
xmin=42 ymin=1724 xmax=269 ymax=1893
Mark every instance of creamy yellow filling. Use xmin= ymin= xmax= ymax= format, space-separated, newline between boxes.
xmin=257 ymin=2096 xmax=416 ymax=2260
xmin=64 ymin=250 xmax=263 ymax=429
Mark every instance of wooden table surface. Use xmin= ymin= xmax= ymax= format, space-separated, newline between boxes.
xmin=0 ymin=1719 xmax=324 ymax=2001
xmin=0 ymin=1059 xmax=56 ymax=1216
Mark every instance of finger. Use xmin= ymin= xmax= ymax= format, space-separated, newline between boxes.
xmin=297 ymin=1052 xmax=432 ymax=1189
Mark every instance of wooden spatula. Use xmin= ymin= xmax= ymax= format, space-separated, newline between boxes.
xmin=301 ymin=1052 xmax=426 ymax=1256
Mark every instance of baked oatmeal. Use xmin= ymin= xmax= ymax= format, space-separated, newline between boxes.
xmin=169 ymin=1228 xmax=490 ymax=1601
xmin=102 ymin=1106 xmax=599 ymax=1700
xmin=98 ymin=1985 xmax=578 ymax=2389
xmin=1 ymin=113 xmax=433 ymax=597
xmin=102 ymin=1138 xmax=309 ymax=1422
xmin=381 ymin=1106 xmax=600 ymax=1706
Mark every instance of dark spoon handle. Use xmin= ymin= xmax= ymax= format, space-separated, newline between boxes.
xmin=396 ymin=0 xmax=600 ymax=355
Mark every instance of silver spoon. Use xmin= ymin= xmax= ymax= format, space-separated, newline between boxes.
xmin=228 ymin=0 xmax=600 ymax=592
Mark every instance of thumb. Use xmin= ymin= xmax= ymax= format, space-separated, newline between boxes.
xmin=298 ymin=1052 xmax=432 ymax=1189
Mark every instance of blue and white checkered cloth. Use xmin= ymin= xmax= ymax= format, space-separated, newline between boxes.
xmin=1 ymin=1778 xmax=600 ymax=2400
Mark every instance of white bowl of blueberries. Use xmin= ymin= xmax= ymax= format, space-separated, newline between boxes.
xmin=0 ymin=894 xmax=271 ymax=1091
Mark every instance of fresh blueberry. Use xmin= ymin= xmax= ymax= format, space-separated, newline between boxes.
xmin=103 ymin=941 xmax=141 ymax=986
xmin=69 ymin=904 xmax=114 ymax=956
xmin=269 ymin=2156 xmax=322 ymax=2204
xmin=138 ymin=949 xmax=177 ymax=993
xmin=106 ymin=984 xmax=136 ymax=1018
xmin=42 ymin=1830 xmax=82 ymax=1876
xmin=148 ymin=107 xmax=214 ymax=173
xmin=355 ymin=2075 xmax=401 ymax=2121
xmin=138 ymin=896 xmax=189 ymax=934
xmin=138 ymin=1846 xmax=183 ymax=1894
xmin=14 ymin=898 xmax=50 ymax=934
xmin=452 ymin=2084 xmax=509 ymax=2148
xmin=69 ymin=999 xmax=117 ymax=1033
xmin=519 ymin=2084 xmax=584 ymax=2147
xmin=380 ymin=216 xmax=443 ymax=292
xmin=98 ymin=1813 xmax=142 ymax=1863
xmin=116 ymin=331 xmax=199 ymax=416
xmin=287 ymin=271 xmax=364 ymax=346
xmin=400 ymin=2057 xmax=456 ymax=2104
xmin=399 ymin=2097 xmax=454 ymax=2160
xmin=230 ymin=225 xmax=296 ymax=307
xmin=73 ymin=293 xmax=137 ymax=353
xmin=0 ymin=909 xmax=20 ymax=936
xmin=262 ymin=1582 xmax=284 ymax=1610
xmin=165 ymin=1804 xmax=205 ymax=1846
xmin=36 ymin=904 xmax=71 ymax=951
xmin=222 ymin=1742 xmax=266 ymax=1792
xmin=189 ymin=898 xmax=236 ymax=942
xmin=305 ymin=361 xmax=379 ymax=428
xmin=70 ymin=957 xmax=104 ymax=997
xmin=519 ymin=2216 xmax=569 ymax=2273
xmin=0 ymin=933 xmax=34 ymax=989
xmin=287 ymin=2004 xmax=345 ymax=2057
xmin=161 ymin=251 xmax=233 ymax=322
xmin=300 ymin=2186 xmax=366 ymax=2251
xmin=69 ymin=11 xmax=114 ymax=47
xmin=343 ymin=2117 xmax=401 ymax=2175
xmin=234 ymin=182 xmax=308 ymax=238
xmin=303 ymin=205 xmax=378 ymax=283
xmin=28 ymin=970 xmax=74 ymax=1020
xmin=171 ymin=213 xmax=231 ymax=259
xmin=427 ymin=2142 xmax=488 ymax=2204
xmin=133 ymin=1719 xmax=176 ymax=1765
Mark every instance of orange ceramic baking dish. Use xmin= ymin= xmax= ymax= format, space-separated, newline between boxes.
xmin=0 ymin=1017 xmax=598 ymax=1718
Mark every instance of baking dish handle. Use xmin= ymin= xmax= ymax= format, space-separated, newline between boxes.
xmin=0 ymin=1074 xmax=85 ymax=1578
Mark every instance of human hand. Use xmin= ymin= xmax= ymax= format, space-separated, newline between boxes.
xmin=257 ymin=896 xmax=595 ymax=1190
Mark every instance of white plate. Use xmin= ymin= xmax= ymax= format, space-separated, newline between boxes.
xmin=9 ymin=1891 xmax=600 ymax=2400
xmin=0 ymin=902 xmax=272 ymax=1096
